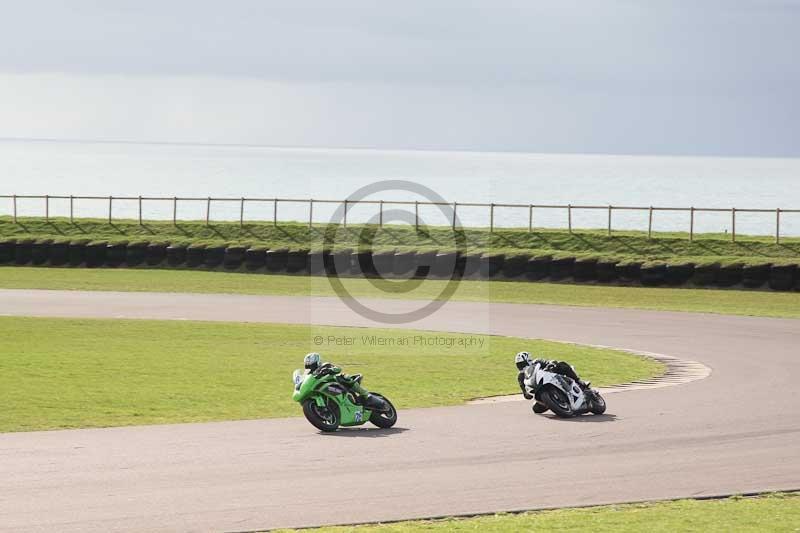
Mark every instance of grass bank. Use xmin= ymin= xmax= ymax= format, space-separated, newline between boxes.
xmin=0 ymin=316 xmax=659 ymax=432
xmin=3 ymin=216 xmax=799 ymax=267
xmin=275 ymin=492 xmax=800 ymax=533
xmin=2 ymin=267 xmax=799 ymax=318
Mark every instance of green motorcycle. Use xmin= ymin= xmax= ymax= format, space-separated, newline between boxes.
xmin=292 ymin=367 xmax=398 ymax=432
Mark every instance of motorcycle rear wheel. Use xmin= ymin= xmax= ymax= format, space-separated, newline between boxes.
xmin=303 ymin=398 xmax=340 ymax=432
xmin=542 ymin=388 xmax=574 ymax=418
xmin=590 ymin=391 xmax=607 ymax=415
xmin=368 ymin=394 xmax=397 ymax=428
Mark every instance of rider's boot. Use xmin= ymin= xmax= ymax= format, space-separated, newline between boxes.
xmin=349 ymin=381 xmax=388 ymax=411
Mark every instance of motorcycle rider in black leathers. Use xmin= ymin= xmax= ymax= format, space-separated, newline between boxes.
xmin=515 ymin=351 xmax=588 ymax=401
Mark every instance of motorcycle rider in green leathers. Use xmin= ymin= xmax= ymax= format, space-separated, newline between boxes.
xmin=303 ymin=352 xmax=386 ymax=410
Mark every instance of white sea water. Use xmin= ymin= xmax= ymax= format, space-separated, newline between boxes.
xmin=1 ymin=139 xmax=799 ymax=235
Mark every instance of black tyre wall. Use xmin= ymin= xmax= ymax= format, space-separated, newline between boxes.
xmin=393 ymin=251 xmax=416 ymax=276
xmin=431 ymin=252 xmax=458 ymax=279
xmin=106 ymin=243 xmax=128 ymax=267
xmin=640 ymin=264 xmax=667 ymax=287
xmin=502 ymin=254 xmax=529 ymax=279
xmin=287 ymin=250 xmax=310 ymax=274
xmin=126 ymin=244 xmax=149 ymax=266
xmin=526 ymin=256 xmax=552 ymax=281
xmin=573 ymin=258 xmax=598 ymax=282
xmin=596 ymin=260 xmax=618 ymax=282
xmin=144 ymin=244 xmax=167 ymax=266
xmin=372 ymin=251 xmax=395 ymax=278
xmin=85 ymin=243 xmax=108 ymax=267
xmin=31 ymin=240 xmax=53 ymax=265
xmin=50 ymin=242 xmax=70 ymax=266
xmin=14 ymin=240 xmax=33 ymax=265
xmin=186 ymin=247 xmax=206 ymax=268
xmin=693 ymin=264 xmax=720 ymax=287
xmin=224 ymin=246 xmax=246 ymax=270
xmin=665 ymin=263 xmax=694 ymax=286
xmin=549 ymin=257 xmax=575 ymax=281
xmin=742 ymin=264 xmax=771 ymax=288
xmin=204 ymin=247 xmax=226 ymax=268
xmin=0 ymin=240 xmax=15 ymax=264
xmin=414 ymin=251 xmax=438 ymax=278
xmin=266 ymin=249 xmax=289 ymax=273
xmin=245 ymin=248 xmax=267 ymax=271
xmin=769 ymin=265 xmax=797 ymax=291
xmin=68 ymin=242 xmax=87 ymax=266
xmin=716 ymin=263 xmax=744 ymax=287
xmin=166 ymin=245 xmax=187 ymax=266
xmin=479 ymin=254 xmax=504 ymax=279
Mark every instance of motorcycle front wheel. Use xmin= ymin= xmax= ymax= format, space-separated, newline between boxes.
xmin=590 ymin=391 xmax=607 ymax=415
xmin=303 ymin=398 xmax=340 ymax=432
xmin=368 ymin=393 xmax=397 ymax=428
xmin=542 ymin=388 xmax=574 ymax=418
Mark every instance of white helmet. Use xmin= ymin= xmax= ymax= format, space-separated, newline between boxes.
xmin=515 ymin=351 xmax=532 ymax=371
xmin=304 ymin=352 xmax=321 ymax=371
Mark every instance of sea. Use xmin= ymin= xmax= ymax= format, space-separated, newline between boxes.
xmin=1 ymin=139 xmax=798 ymax=236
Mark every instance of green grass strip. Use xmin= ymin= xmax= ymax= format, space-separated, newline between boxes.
xmin=0 ymin=316 xmax=660 ymax=433
xmin=274 ymin=492 xmax=800 ymax=532
xmin=1 ymin=266 xmax=799 ymax=318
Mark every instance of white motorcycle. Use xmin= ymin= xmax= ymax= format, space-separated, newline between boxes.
xmin=523 ymin=362 xmax=606 ymax=418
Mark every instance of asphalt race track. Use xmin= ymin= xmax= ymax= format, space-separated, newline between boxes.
xmin=1 ymin=289 xmax=799 ymax=532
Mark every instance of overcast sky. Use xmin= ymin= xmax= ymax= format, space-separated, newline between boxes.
xmin=0 ymin=1 xmax=798 ymax=156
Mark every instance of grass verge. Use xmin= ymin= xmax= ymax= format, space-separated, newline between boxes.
xmin=1 ymin=266 xmax=799 ymax=318
xmin=0 ymin=316 xmax=660 ymax=433
xmin=274 ymin=492 xmax=800 ymax=532
xmin=3 ymin=216 xmax=800 ymax=266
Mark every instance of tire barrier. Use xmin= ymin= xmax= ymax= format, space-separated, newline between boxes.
xmin=431 ymin=252 xmax=458 ymax=279
xmin=0 ymin=239 xmax=15 ymax=264
xmin=15 ymin=239 xmax=34 ymax=265
xmin=414 ymin=251 xmax=438 ymax=279
xmin=573 ymin=258 xmax=598 ymax=282
xmin=3 ymin=237 xmax=798 ymax=292
xmin=265 ymin=248 xmax=289 ymax=273
xmin=223 ymin=246 xmax=246 ymax=270
xmin=31 ymin=239 xmax=53 ymax=266
xmin=287 ymin=250 xmax=310 ymax=274
xmin=245 ymin=248 xmax=267 ymax=271
xmin=716 ymin=263 xmax=744 ymax=288
xmin=769 ymin=264 xmax=797 ymax=291
xmin=526 ymin=255 xmax=552 ymax=281
xmin=125 ymin=243 xmax=149 ymax=267
xmin=479 ymin=254 xmax=504 ymax=279
xmin=371 ymin=251 xmax=395 ymax=279
xmin=692 ymin=263 xmax=720 ymax=287
xmin=308 ymin=250 xmax=326 ymax=275
xmin=145 ymin=243 xmax=167 ymax=266
xmin=460 ymin=253 xmax=482 ymax=278
xmin=106 ymin=242 xmax=128 ymax=267
xmin=166 ymin=245 xmax=187 ymax=267
xmin=69 ymin=241 xmax=88 ymax=266
xmin=640 ymin=263 xmax=667 ymax=287
xmin=665 ymin=263 xmax=694 ymax=286
xmin=204 ymin=246 xmax=226 ymax=268
xmin=596 ymin=260 xmax=618 ymax=282
xmin=549 ymin=257 xmax=575 ymax=281
xmin=49 ymin=242 xmax=69 ymax=266
xmin=85 ymin=242 xmax=108 ymax=268
xmin=615 ymin=262 xmax=642 ymax=283
xmin=186 ymin=246 xmax=206 ymax=268
xmin=742 ymin=263 xmax=771 ymax=289
xmin=502 ymin=254 xmax=530 ymax=279
xmin=393 ymin=251 xmax=416 ymax=277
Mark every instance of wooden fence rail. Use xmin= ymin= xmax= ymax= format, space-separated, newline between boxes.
xmin=2 ymin=194 xmax=798 ymax=243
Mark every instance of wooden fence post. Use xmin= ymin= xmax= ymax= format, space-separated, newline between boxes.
xmin=240 ymin=198 xmax=245 ymax=228
xmin=108 ymin=196 xmax=112 ymax=224
xmin=648 ymin=206 xmax=653 ymax=239
xmin=138 ymin=195 xmax=143 ymax=225
xmin=45 ymin=195 xmax=50 ymax=221
xmin=12 ymin=194 xmax=17 ymax=223
xmin=490 ymin=203 xmax=495 ymax=233
xmin=731 ymin=208 xmax=736 ymax=242
xmin=273 ymin=199 xmax=278 ymax=226
xmin=690 ymin=207 xmax=695 ymax=241
xmin=69 ymin=195 xmax=73 ymax=223
xmin=308 ymin=199 xmax=313 ymax=228
xmin=528 ymin=205 xmax=533 ymax=232
xmin=205 ymin=197 xmax=211 ymax=226
xmin=776 ymin=208 xmax=781 ymax=244
xmin=379 ymin=200 xmax=383 ymax=227
xmin=414 ymin=201 xmax=419 ymax=230
xmin=607 ymin=205 xmax=612 ymax=236
xmin=172 ymin=197 xmax=177 ymax=226
xmin=452 ymin=202 xmax=457 ymax=230
xmin=567 ymin=204 xmax=572 ymax=234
